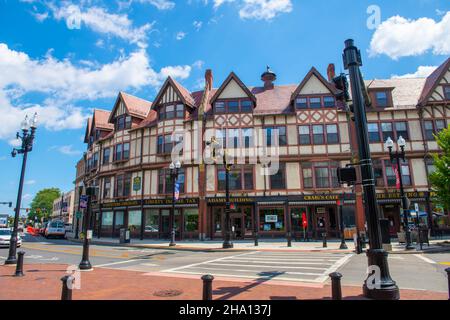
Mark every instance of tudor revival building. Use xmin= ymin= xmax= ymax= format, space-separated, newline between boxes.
xmin=77 ymin=58 xmax=450 ymax=241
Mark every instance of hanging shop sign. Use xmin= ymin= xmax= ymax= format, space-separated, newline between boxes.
xmin=133 ymin=176 xmax=142 ymax=192
xmin=265 ymin=215 xmax=278 ymax=223
xmin=376 ymin=191 xmax=428 ymax=200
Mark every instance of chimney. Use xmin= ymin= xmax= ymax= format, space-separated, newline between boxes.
xmin=261 ymin=66 xmax=276 ymax=90
xmin=205 ymin=69 xmax=213 ymax=91
xmin=327 ymin=63 xmax=336 ymax=82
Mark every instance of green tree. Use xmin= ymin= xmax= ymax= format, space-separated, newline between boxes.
xmin=29 ymin=188 xmax=61 ymax=221
xmin=429 ymin=126 xmax=450 ymax=213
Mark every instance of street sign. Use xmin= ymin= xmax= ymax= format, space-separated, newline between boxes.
xmin=80 ymin=195 xmax=88 ymax=209
xmin=133 ymin=176 xmax=141 ymax=192
xmin=76 ymin=211 xmax=82 ymax=219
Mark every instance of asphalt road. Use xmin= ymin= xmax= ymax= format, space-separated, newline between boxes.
xmin=1 ymin=233 xmax=449 ymax=293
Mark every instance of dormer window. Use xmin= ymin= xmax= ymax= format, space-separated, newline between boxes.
xmin=116 ymin=115 xmax=132 ymax=131
xmin=158 ymin=104 xmax=185 ymax=120
xmin=214 ymin=99 xmax=253 ymax=114
xmin=295 ymin=95 xmax=336 ymax=109
xmin=375 ymin=91 xmax=388 ymax=107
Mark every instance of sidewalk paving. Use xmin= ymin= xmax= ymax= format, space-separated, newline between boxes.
xmin=0 ymin=263 xmax=447 ymax=300
xmin=67 ymin=236 xmax=450 ymax=254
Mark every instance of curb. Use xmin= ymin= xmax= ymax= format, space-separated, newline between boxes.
xmin=66 ymin=238 xmax=355 ymax=253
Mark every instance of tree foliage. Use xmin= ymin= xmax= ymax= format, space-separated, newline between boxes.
xmin=429 ymin=126 xmax=450 ymax=213
xmin=28 ymin=188 xmax=61 ymax=221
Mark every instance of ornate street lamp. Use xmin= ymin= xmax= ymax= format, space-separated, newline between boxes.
xmin=385 ymin=136 xmax=414 ymax=250
xmin=206 ymin=137 xmax=233 ymax=249
xmin=338 ymin=195 xmax=348 ymax=250
xmin=79 ymin=185 xmax=96 ymax=270
xmin=5 ymin=113 xmax=38 ymax=265
xmin=169 ymin=160 xmax=181 ymax=247
xmin=343 ymin=39 xmax=399 ymax=300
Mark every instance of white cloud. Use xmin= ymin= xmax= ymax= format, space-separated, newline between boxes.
xmin=46 ymin=3 xmax=154 ymax=48
xmin=369 ymin=12 xmax=450 ymax=59
xmin=176 ymin=31 xmax=187 ymax=40
xmin=49 ymin=145 xmax=82 ymax=156
xmin=159 ymin=65 xmax=192 ymax=80
xmin=239 ymin=0 xmax=293 ymax=20
xmin=25 ymin=180 xmax=37 ymax=185
xmin=137 ymin=0 xmax=175 ymax=10
xmin=192 ymin=60 xmax=205 ymax=69
xmin=193 ymin=20 xmax=203 ymax=31
xmin=391 ymin=66 xmax=438 ymax=79
xmin=213 ymin=0 xmax=292 ymax=20
xmin=0 ymin=43 xmax=192 ymax=142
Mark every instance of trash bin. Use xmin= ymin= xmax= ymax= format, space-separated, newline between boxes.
xmin=119 ymin=228 xmax=130 ymax=244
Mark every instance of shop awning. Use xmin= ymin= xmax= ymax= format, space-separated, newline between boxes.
xmin=288 ymin=200 xmax=356 ymax=205
xmin=377 ymin=198 xmax=426 ymax=205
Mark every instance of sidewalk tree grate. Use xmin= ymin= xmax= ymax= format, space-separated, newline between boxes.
xmin=153 ymin=289 xmax=183 ymax=297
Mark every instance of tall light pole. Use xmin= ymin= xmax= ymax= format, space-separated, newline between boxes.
xmin=343 ymin=39 xmax=399 ymax=300
xmin=79 ymin=186 xmax=95 ymax=270
xmin=206 ymin=137 xmax=233 ymax=249
xmin=169 ymin=161 xmax=181 ymax=247
xmin=338 ymin=194 xmax=348 ymax=250
xmin=385 ymin=136 xmax=414 ymax=250
xmin=5 ymin=113 xmax=38 ymax=265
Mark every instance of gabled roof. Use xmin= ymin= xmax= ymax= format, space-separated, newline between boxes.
xmin=152 ymin=77 xmax=196 ymax=109
xmin=210 ymin=72 xmax=257 ymax=105
xmin=108 ymin=92 xmax=152 ymax=123
xmin=290 ymin=67 xmax=340 ymax=102
xmin=92 ymin=109 xmax=114 ymax=131
xmin=418 ymin=57 xmax=450 ymax=106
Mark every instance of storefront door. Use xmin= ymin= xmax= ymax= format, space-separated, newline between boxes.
xmin=113 ymin=211 xmax=125 ymax=237
xmin=315 ymin=207 xmax=328 ymax=239
xmin=382 ymin=205 xmax=401 ymax=236
xmin=161 ymin=209 xmax=181 ymax=239
xmin=231 ymin=214 xmax=244 ymax=239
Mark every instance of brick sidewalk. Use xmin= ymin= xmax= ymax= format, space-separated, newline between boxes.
xmin=0 ymin=264 xmax=446 ymax=300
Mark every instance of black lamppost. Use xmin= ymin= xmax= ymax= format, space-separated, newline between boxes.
xmin=169 ymin=161 xmax=181 ymax=247
xmin=385 ymin=136 xmax=414 ymax=250
xmin=5 ymin=113 xmax=38 ymax=265
xmin=79 ymin=186 xmax=95 ymax=270
xmin=207 ymin=137 xmax=233 ymax=249
xmin=338 ymin=195 xmax=348 ymax=250
xmin=343 ymin=39 xmax=399 ymax=300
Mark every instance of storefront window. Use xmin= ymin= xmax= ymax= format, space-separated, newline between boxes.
xmin=184 ymin=209 xmax=198 ymax=232
xmin=114 ymin=211 xmax=125 ymax=230
xmin=128 ymin=210 xmax=142 ymax=233
xmin=145 ymin=209 xmax=159 ymax=233
xmin=342 ymin=206 xmax=356 ymax=227
xmin=291 ymin=208 xmax=308 ymax=232
xmin=213 ymin=208 xmax=222 ymax=233
xmin=259 ymin=208 xmax=285 ymax=232
xmin=101 ymin=212 xmax=113 ymax=229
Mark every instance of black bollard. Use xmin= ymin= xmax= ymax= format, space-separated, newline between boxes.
xmin=446 ymin=268 xmax=450 ymax=300
xmin=14 ymin=251 xmax=25 ymax=277
xmin=322 ymin=233 xmax=327 ymax=248
xmin=61 ymin=275 xmax=74 ymax=300
xmin=201 ymin=274 xmax=214 ymax=300
xmin=287 ymin=232 xmax=292 ymax=247
xmin=254 ymin=234 xmax=259 ymax=247
xmin=329 ymin=272 xmax=343 ymax=300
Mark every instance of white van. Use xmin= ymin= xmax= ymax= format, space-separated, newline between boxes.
xmin=45 ymin=220 xmax=66 ymax=239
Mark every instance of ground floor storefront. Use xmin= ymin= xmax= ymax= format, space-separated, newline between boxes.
xmin=88 ymin=191 xmax=448 ymax=241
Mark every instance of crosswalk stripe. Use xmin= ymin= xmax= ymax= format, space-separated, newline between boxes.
xmin=190 ymin=266 xmax=323 ymax=276
xmin=220 ymin=259 xmax=334 ymax=266
xmin=207 ymin=262 xmax=329 ymax=270
xmin=222 ymin=257 xmax=339 ymax=262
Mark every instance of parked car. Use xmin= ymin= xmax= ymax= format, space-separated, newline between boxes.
xmin=45 ymin=220 xmax=66 ymax=239
xmin=0 ymin=228 xmax=22 ymax=247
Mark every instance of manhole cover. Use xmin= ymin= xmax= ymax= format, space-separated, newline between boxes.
xmin=153 ymin=289 xmax=183 ymax=297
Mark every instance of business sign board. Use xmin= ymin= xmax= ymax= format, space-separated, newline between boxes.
xmin=80 ymin=195 xmax=88 ymax=209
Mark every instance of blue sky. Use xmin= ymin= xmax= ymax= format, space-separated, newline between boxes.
xmin=0 ymin=0 xmax=449 ymax=216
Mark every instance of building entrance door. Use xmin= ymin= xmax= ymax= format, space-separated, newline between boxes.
xmin=315 ymin=206 xmax=328 ymax=239
xmin=231 ymin=214 xmax=244 ymax=240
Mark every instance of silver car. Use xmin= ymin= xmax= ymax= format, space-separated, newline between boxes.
xmin=0 ymin=228 xmax=22 ymax=247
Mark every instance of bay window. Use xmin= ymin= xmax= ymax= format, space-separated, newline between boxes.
xmin=214 ymin=99 xmax=253 ymax=113
xmin=103 ymin=177 xmax=111 ymax=199
xmin=265 ymin=126 xmax=287 ymax=146
xmin=158 ymin=168 xmax=185 ymax=194
xmin=115 ymin=115 xmax=131 ymax=131
xmin=243 ymin=128 xmax=254 ymax=148
xmin=381 ymin=122 xmax=393 ymax=141
xmin=375 ymin=91 xmax=389 ymax=107
xmin=312 ymin=125 xmax=324 ymax=144
xmin=299 ymin=126 xmax=311 ymax=145
xmin=103 ymin=148 xmax=110 ymax=165
xmin=114 ymin=173 xmax=131 ymax=198
xmin=309 ymin=97 xmax=322 ymax=108
xmin=368 ymin=123 xmax=381 ymax=142
xmin=159 ymin=104 xmax=185 ymax=120
xmin=114 ymin=143 xmax=130 ymax=161
xmin=395 ymin=122 xmax=409 ymax=140
xmin=302 ymin=162 xmax=340 ymax=189
xmin=444 ymin=85 xmax=450 ymax=100
xmin=323 ymin=96 xmax=335 ymax=107
xmin=295 ymin=97 xmax=308 ymax=109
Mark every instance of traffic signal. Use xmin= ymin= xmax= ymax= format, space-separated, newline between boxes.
xmin=332 ymin=73 xmax=350 ymax=103
xmin=337 ymin=167 xmax=357 ymax=185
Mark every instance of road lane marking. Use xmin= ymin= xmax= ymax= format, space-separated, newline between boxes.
xmin=162 ymin=251 xmax=258 ymax=273
xmin=165 ymin=270 xmax=325 ymax=283
xmin=206 ymin=262 xmax=329 ymax=270
xmin=414 ymin=254 xmax=436 ymax=264
xmin=95 ymin=259 xmax=149 ymax=268
xmin=438 ymin=262 xmax=450 ymax=266
xmin=317 ymin=254 xmax=354 ymax=283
